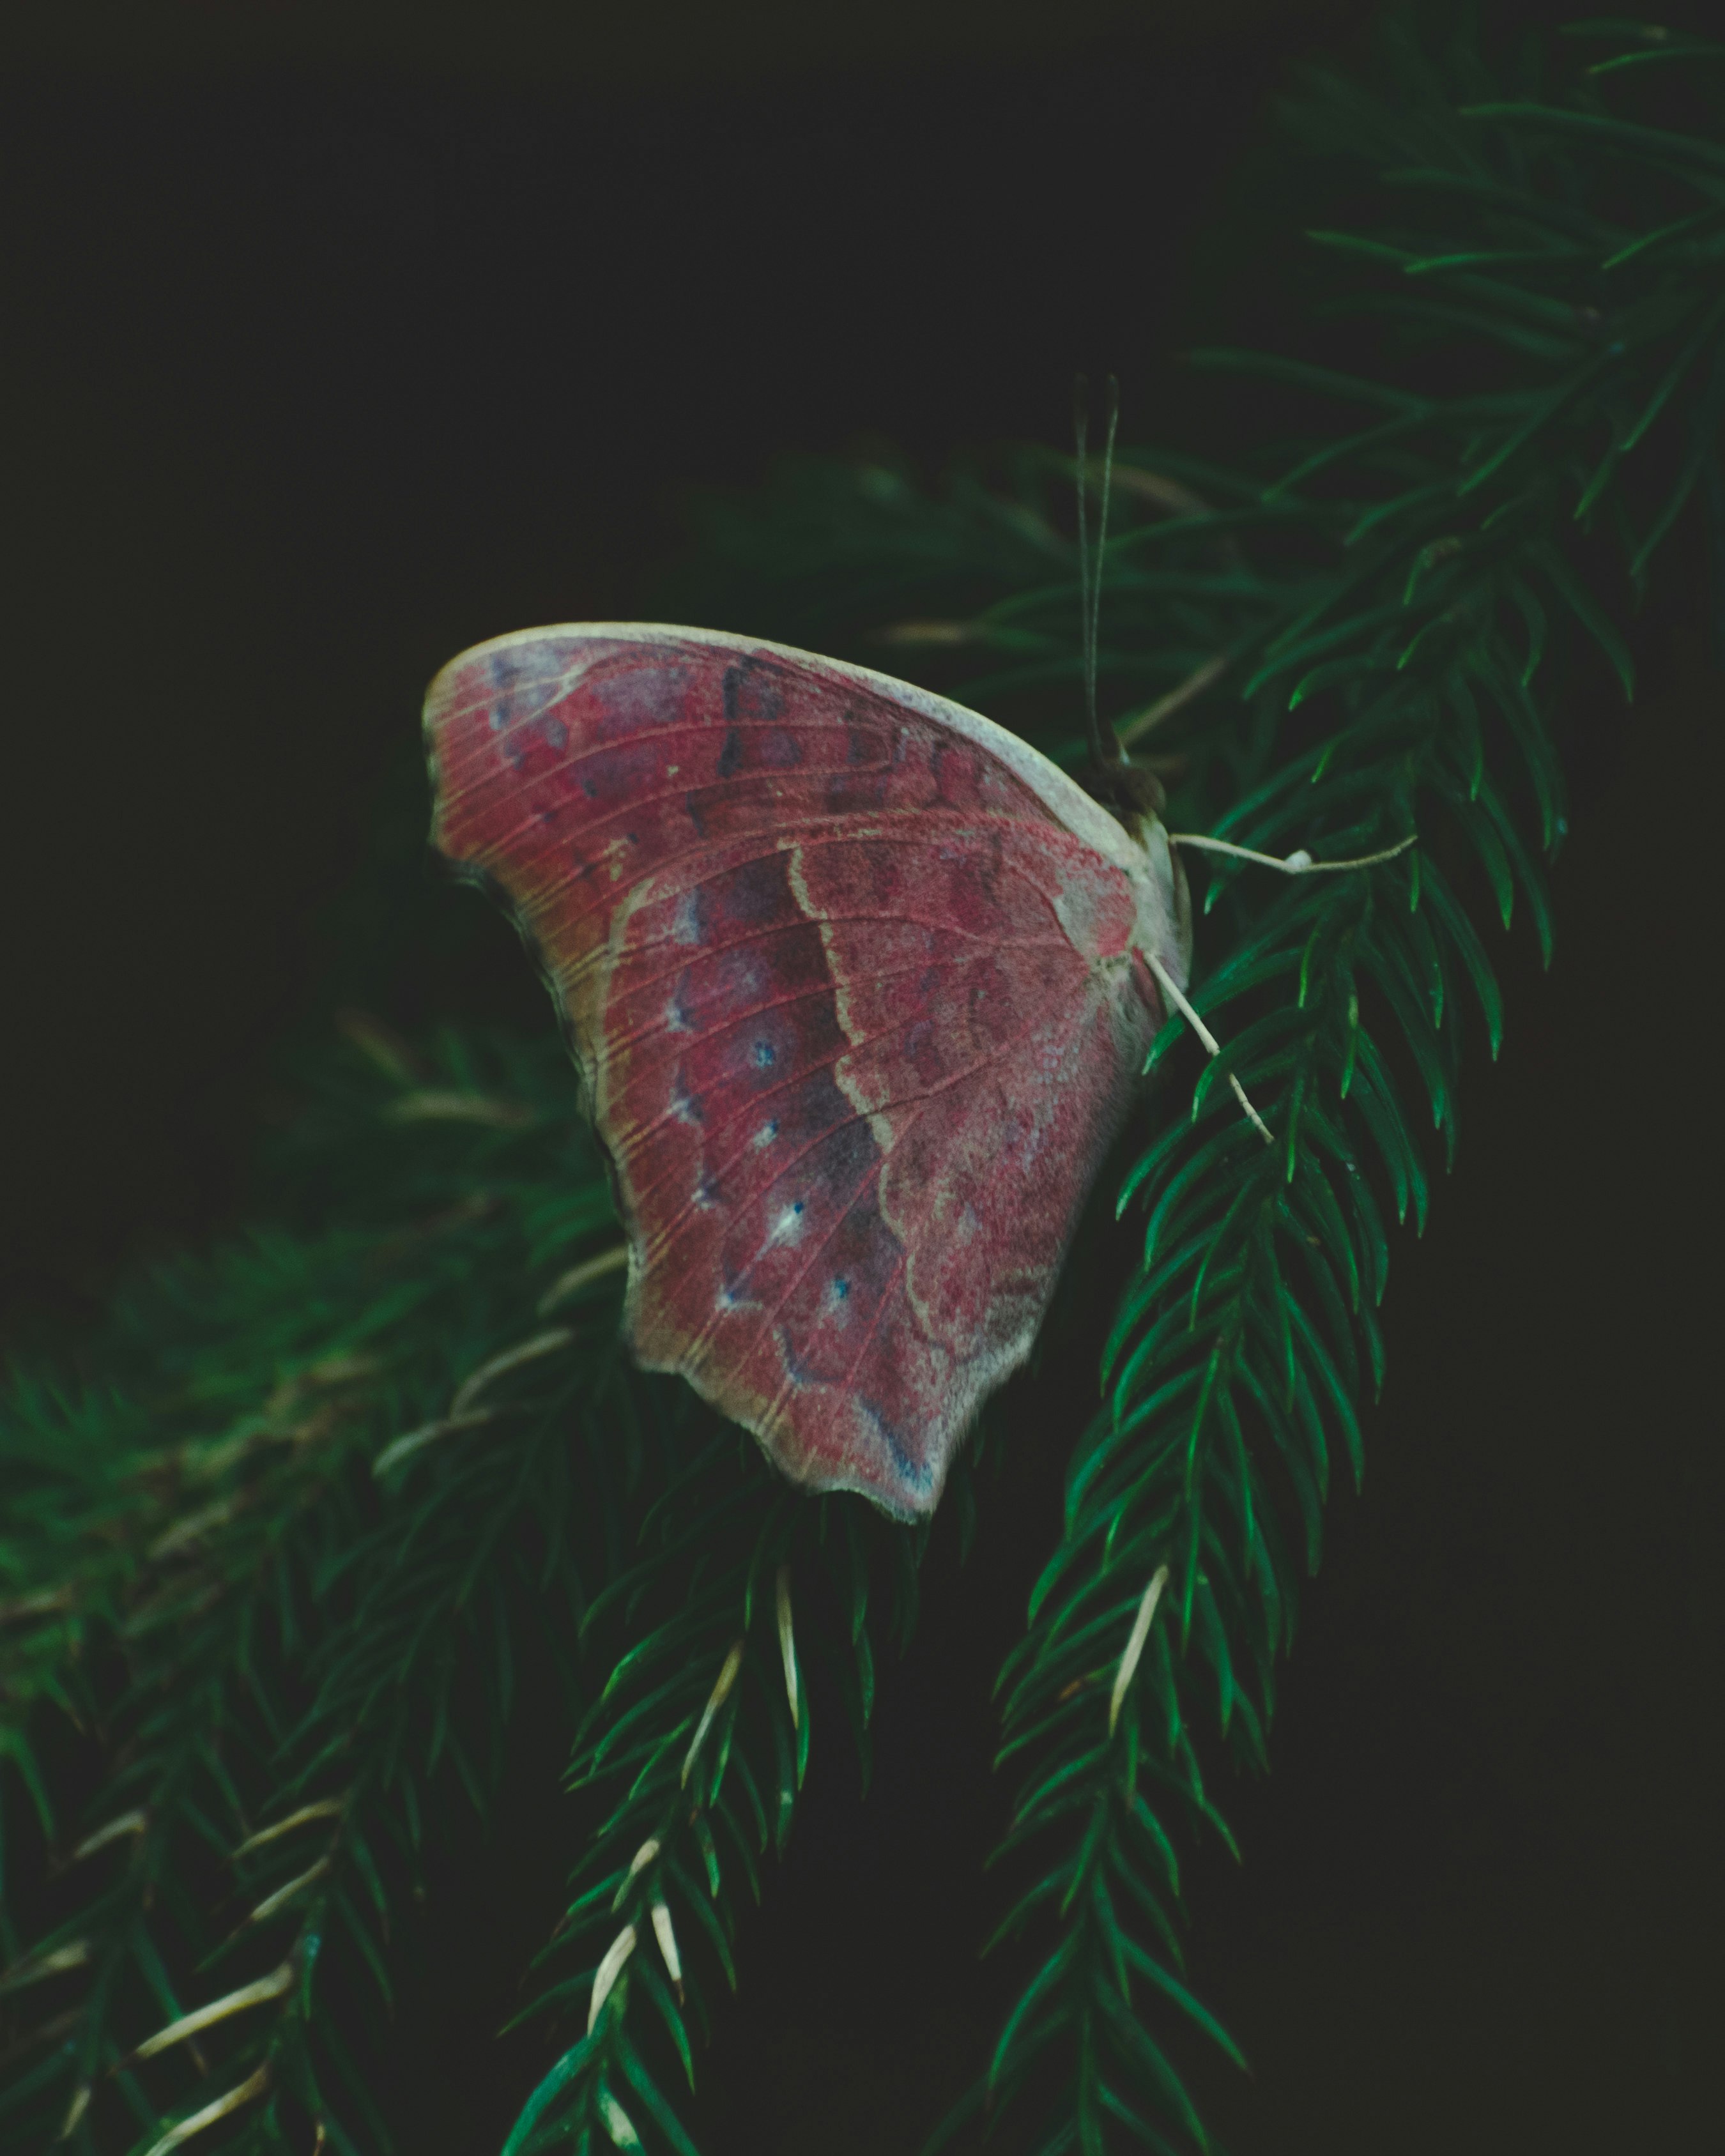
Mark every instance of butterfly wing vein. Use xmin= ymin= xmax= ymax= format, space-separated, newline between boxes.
xmin=425 ymin=625 xmax=1165 ymax=1515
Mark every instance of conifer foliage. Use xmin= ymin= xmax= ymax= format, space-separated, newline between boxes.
xmin=4 ymin=13 xmax=1722 ymax=2155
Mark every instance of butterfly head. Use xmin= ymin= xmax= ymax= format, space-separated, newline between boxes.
xmin=1082 ymin=754 xmax=1183 ymax=938
xmin=1082 ymin=752 xmax=1165 ymax=830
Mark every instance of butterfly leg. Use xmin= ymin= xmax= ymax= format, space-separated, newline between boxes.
xmin=1168 ymin=832 xmax=1416 ymax=875
xmin=1146 ymin=832 xmax=1418 ymax=1143
xmin=1138 ymin=945 xmax=1274 ymax=1147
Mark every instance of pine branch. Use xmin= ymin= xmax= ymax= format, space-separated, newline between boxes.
xmin=653 ymin=15 xmax=1723 ymax=2150
xmin=6 ymin=13 xmax=1720 ymax=2156
xmin=498 ymin=1427 xmax=947 ymax=2154
xmin=954 ymin=20 xmax=1725 ymax=2152
xmin=0 ymin=1034 xmax=638 ymax=2152
xmin=2 ymin=1023 xmax=960 ymax=2153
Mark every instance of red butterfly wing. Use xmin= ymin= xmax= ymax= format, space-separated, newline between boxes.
xmin=425 ymin=625 xmax=1182 ymax=1518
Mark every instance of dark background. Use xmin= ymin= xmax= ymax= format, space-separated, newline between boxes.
xmin=2 ymin=3 xmax=1717 ymax=2152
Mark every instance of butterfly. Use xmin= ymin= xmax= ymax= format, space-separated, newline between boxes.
xmin=422 ymin=620 xmax=1195 ymax=1520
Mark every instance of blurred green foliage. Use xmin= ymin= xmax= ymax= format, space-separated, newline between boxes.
xmin=4 ymin=11 xmax=1722 ymax=2155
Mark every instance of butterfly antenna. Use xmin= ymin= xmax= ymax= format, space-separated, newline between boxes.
xmin=1091 ymin=374 xmax=1123 ymax=767
xmin=1073 ymin=374 xmax=1094 ymax=753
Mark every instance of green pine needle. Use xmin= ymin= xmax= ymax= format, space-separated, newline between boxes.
xmin=4 ymin=11 xmax=1721 ymax=2155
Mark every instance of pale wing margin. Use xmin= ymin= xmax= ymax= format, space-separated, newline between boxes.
xmin=424 ymin=621 xmax=1150 ymax=879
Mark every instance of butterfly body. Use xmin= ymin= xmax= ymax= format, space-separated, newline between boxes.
xmin=425 ymin=625 xmax=1189 ymax=1518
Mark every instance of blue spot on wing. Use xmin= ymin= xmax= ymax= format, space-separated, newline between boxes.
xmin=859 ymin=1402 xmax=930 ymax=1490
